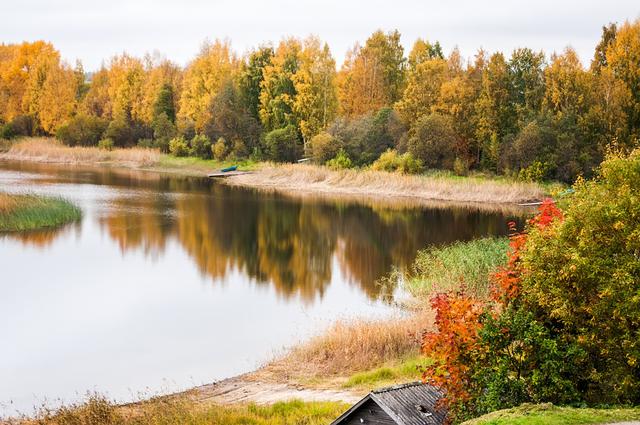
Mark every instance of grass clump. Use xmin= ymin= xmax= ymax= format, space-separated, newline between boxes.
xmin=0 ymin=193 xmax=81 ymax=232
xmin=272 ymin=312 xmax=429 ymax=380
xmin=462 ymin=403 xmax=640 ymax=425
xmin=30 ymin=394 xmax=347 ymax=425
xmin=342 ymin=355 xmax=432 ymax=390
xmin=405 ymin=237 xmax=509 ymax=298
xmin=156 ymin=154 xmax=259 ymax=172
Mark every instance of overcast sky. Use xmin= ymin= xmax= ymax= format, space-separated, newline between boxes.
xmin=1 ymin=0 xmax=639 ymax=71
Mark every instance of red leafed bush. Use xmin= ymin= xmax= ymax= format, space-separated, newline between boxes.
xmin=421 ymin=198 xmax=566 ymax=421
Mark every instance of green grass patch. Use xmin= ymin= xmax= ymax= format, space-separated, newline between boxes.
xmin=32 ymin=395 xmax=348 ymax=425
xmin=0 ymin=194 xmax=81 ymax=232
xmin=157 ymin=154 xmax=261 ymax=172
xmin=420 ymin=169 xmax=564 ymax=192
xmin=405 ymin=237 xmax=509 ymax=298
xmin=462 ymin=403 xmax=640 ymax=425
xmin=342 ymin=355 xmax=431 ymax=390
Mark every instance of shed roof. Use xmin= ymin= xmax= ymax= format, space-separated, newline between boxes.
xmin=330 ymin=382 xmax=447 ymax=425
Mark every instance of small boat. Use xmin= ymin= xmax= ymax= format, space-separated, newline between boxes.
xmin=221 ymin=165 xmax=238 ymax=173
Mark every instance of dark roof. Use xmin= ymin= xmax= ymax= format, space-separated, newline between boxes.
xmin=330 ymin=382 xmax=447 ymax=425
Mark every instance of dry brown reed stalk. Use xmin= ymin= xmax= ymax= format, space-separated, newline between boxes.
xmin=3 ymin=138 xmax=160 ymax=167
xmin=0 ymin=193 xmax=17 ymax=212
xmin=263 ymin=310 xmax=432 ymax=381
xmin=227 ymin=164 xmax=544 ymax=204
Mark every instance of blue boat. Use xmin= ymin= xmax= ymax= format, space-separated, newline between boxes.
xmin=221 ymin=165 xmax=238 ymax=173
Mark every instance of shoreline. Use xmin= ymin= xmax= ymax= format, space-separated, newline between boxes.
xmin=0 ymin=139 xmax=547 ymax=209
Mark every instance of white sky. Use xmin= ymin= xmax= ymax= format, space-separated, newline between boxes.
xmin=1 ymin=0 xmax=639 ymax=71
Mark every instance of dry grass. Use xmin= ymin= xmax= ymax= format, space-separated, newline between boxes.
xmin=0 ymin=193 xmax=17 ymax=213
xmin=264 ymin=310 xmax=431 ymax=382
xmin=9 ymin=395 xmax=347 ymax=425
xmin=228 ymin=163 xmax=545 ymax=204
xmin=3 ymin=138 xmax=160 ymax=167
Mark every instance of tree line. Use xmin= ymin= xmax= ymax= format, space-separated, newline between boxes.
xmin=1 ymin=20 xmax=639 ymax=182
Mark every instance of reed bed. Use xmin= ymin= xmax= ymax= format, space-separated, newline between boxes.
xmin=14 ymin=395 xmax=346 ymax=425
xmin=405 ymin=237 xmax=510 ymax=298
xmin=0 ymin=193 xmax=81 ymax=232
xmin=228 ymin=164 xmax=545 ymax=204
xmin=270 ymin=311 xmax=430 ymax=379
xmin=3 ymin=138 xmax=159 ymax=167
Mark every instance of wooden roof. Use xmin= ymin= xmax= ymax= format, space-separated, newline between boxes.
xmin=330 ymin=382 xmax=447 ymax=425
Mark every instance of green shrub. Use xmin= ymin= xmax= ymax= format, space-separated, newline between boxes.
xmin=408 ymin=113 xmax=458 ymax=169
xmin=453 ymin=157 xmax=469 ymax=176
xmin=309 ymin=132 xmax=340 ymax=163
xmin=518 ymin=148 xmax=640 ymax=404
xmin=371 ymin=149 xmax=423 ymax=174
xmin=0 ymin=115 xmax=37 ymax=139
xmin=152 ymin=112 xmax=177 ymax=153
xmin=326 ymin=148 xmax=352 ymax=170
xmin=190 ymin=134 xmax=212 ymax=159
xmin=518 ymin=160 xmax=551 ymax=182
xmin=168 ymin=136 xmax=190 ymax=157
xmin=212 ymin=137 xmax=228 ymax=160
xmin=177 ymin=118 xmax=196 ymax=141
xmin=326 ymin=107 xmax=406 ymax=166
xmin=422 ymin=149 xmax=640 ymax=421
xmin=97 ymin=138 xmax=114 ymax=151
xmin=263 ymin=125 xmax=300 ymax=162
xmin=11 ymin=114 xmax=37 ymax=137
xmin=56 ymin=115 xmax=108 ymax=146
xmin=0 ymin=122 xmax=17 ymax=139
xmin=137 ymin=138 xmax=154 ymax=149
xmin=230 ymin=139 xmax=248 ymax=159
xmin=104 ymin=119 xmax=151 ymax=147
xmin=104 ymin=119 xmax=134 ymax=147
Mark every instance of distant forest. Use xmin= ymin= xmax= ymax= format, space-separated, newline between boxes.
xmin=1 ymin=20 xmax=639 ymax=182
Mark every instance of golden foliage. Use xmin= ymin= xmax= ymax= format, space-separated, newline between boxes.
xmin=0 ymin=41 xmax=77 ymax=132
xmin=179 ymin=39 xmax=238 ymax=130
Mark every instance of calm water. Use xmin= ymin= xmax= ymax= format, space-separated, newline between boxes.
xmin=0 ymin=161 xmax=520 ymax=416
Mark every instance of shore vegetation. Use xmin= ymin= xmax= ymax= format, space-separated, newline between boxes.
xmin=0 ymin=193 xmax=81 ymax=232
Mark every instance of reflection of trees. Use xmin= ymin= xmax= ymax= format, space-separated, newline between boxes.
xmin=1 ymin=161 xmax=520 ymax=302
xmin=101 ymin=195 xmax=174 ymax=256
xmin=1 ymin=224 xmax=79 ymax=248
xmin=99 ymin=181 xmax=517 ymax=303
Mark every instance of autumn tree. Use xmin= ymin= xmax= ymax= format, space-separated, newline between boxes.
xmin=292 ymin=37 xmax=338 ymax=147
xmin=606 ymin=19 xmax=640 ymax=140
xmin=238 ymin=46 xmax=273 ymax=121
xmin=395 ymin=57 xmax=448 ymax=123
xmin=507 ymin=48 xmax=546 ymax=127
xmin=407 ymin=38 xmax=444 ymax=71
xmin=106 ymin=54 xmax=146 ymax=123
xmin=591 ymin=23 xmax=617 ymax=73
xmin=338 ymin=30 xmax=406 ymax=117
xmin=0 ymin=41 xmax=79 ymax=133
xmin=204 ymin=79 xmax=261 ymax=155
xmin=143 ymin=57 xmax=182 ymax=124
xmin=81 ymin=67 xmax=111 ymax=118
xmin=259 ymin=38 xmax=302 ymax=132
xmin=179 ymin=40 xmax=238 ymax=130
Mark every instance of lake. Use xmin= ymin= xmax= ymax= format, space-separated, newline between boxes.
xmin=0 ymin=160 xmax=521 ymax=416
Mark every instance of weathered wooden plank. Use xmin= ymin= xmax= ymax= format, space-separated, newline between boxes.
xmin=207 ymin=171 xmax=253 ymax=178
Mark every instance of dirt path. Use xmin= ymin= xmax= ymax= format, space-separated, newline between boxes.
xmin=182 ymin=375 xmax=362 ymax=406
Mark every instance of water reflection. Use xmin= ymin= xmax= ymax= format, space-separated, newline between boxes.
xmin=2 ymin=162 xmax=520 ymax=303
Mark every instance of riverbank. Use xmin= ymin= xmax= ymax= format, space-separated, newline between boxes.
xmin=0 ymin=193 xmax=81 ymax=232
xmin=1 ymin=138 xmax=547 ymax=205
